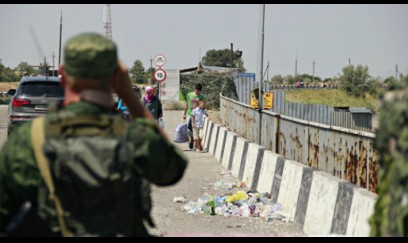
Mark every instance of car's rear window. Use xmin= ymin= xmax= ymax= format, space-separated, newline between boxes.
xmin=18 ymin=81 xmax=64 ymax=97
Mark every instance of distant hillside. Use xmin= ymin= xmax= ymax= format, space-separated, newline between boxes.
xmin=284 ymin=89 xmax=378 ymax=113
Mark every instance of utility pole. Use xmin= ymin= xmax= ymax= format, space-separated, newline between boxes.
xmin=256 ymin=4 xmax=265 ymax=145
xmin=312 ymin=59 xmax=315 ymax=83
xmin=230 ymin=43 xmax=234 ymax=68
xmin=295 ymin=55 xmax=298 ymax=82
xmin=150 ymin=58 xmax=153 ymax=85
xmin=348 ymin=58 xmax=352 ymax=82
xmin=58 ymin=10 xmax=62 ymax=71
xmin=52 ymin=52 xmax=56 ymax=76
xmin=267 ymin=60 xmax=270 ymax=82
xmin=395 ymin=65 xmax=399 ymax=81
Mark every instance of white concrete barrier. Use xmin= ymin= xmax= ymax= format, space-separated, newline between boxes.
xmin=256 ymin=151 xmax=280 ymax=194
xmin=346 ymin=188 xmax=377 ymax=236
xmin=277 ymin=160 xmax=306 ymax=220
xmin=202 ymin=117 xmax=378 ymax=237
xmin=203 ymin=118 xmax=212 ymax=150
xmin=241 ymin=143 xmax=264 ymax=190
xmin=221 ymin=131 xmax=237 ymax=169
xmin=202 ymin=117 xmax=210 ymax=146
xmin=208 ymin=124 xmax=220 ymax=155
xmin=214 ymin=127 xmax=227 ymax=161
xmin=230 ymin=136 xmax=248 ymax=179
xmin=303 ymin=171 xmax=339 ymax=235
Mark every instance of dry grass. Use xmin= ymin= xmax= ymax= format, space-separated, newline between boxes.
xmin=284 ymin=89 xmax=378 ymax=112
xmin=0 ymin=82 xmax=18 ymax=92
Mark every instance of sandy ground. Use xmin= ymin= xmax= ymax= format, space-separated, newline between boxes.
xmin=148 ymin=110 xmax=305 ymax=237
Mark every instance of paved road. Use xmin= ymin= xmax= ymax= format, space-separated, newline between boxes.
xmin=0 ymin=106 xmax=8 ymax=148
xmin=0 ymin=106 xmax=304 ymax=236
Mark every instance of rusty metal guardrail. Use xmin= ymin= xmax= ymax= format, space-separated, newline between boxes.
xmin=220 ymin=94 xmax=378 ymax=192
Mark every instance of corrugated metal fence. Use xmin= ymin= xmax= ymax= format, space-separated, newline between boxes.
xmin=233 ymin=77 xmax=373 ymax=132
xmin=220 ymin=94 xmax=378 ymax=192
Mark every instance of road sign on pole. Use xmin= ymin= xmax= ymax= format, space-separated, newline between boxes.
xmin=153 ymin=69 xmax=167 ymax=82
xmin=153 ymin=54 xmax=166 ymax=67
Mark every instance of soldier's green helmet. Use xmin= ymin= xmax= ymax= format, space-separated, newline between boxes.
xmin=63 ymin=32 xmax=118 ymax=79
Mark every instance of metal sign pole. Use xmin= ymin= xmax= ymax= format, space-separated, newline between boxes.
xmin=257 ymin=4 xmax=266 ymax=145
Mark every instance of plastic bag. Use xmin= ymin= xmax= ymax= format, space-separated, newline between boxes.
xmin=173 ymin=123 xmax=189 ymax=143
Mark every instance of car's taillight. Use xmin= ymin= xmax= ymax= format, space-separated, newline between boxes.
xmin=11 ymin=98 xmax=30 ymax=107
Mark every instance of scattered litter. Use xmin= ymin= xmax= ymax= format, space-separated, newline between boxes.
xmin=219 ymin=170 xmax=232 ymax=176
xmin=178 ymin=179 xmax=291 ymax=222
xmin=238 ymin=178 xmax=248 ymax=188
xmin=213 ymin=181 xmax=224 ymax=190
xmin=180 ymin=189 xmax=291 ymax=223
xmin=173 ymin=196 xmax=187 ymax=203
xmin=227 ymin=224 xmax=243 ymax=228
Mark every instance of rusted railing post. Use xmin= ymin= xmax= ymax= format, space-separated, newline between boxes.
xmin=274 ymin=114 xmax=280 ymax=153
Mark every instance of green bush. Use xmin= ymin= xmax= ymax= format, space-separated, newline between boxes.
xmin=180 ymin=73 xmax=238 ymax=110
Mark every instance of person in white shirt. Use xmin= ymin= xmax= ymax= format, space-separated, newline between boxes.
xmin=191 ymin=100 xmax=207 ymax=152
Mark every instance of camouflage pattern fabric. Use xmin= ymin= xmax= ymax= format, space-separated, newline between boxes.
xmin=370 ymin=86 xmax=408 ymax=237
xmin=63 ymin=33 xmax=118 ymax=79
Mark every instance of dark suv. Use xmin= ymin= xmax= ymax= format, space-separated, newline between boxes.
xmin=7 ymin=76 xmax=64 ymax=135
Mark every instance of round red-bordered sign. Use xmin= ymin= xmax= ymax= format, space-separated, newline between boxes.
xmin=153 ymin=54 xmax=166 ymax=67
xmin=153 ymin=69 xmax=167 ymax=82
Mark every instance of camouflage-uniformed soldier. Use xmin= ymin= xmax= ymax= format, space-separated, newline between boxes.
xmin=0 ymin=33 xmax=188 ymax=237
xmin=370 ymin=82 xmax=408 ymax=237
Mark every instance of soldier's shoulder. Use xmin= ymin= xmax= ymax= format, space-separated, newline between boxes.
xmin=7 ymin=121 xmax=33 ymax=139
xmin=132 ymin=118 xmax=157 ymax=129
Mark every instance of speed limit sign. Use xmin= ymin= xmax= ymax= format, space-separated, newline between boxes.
xmin=153 ymin=69 xmax=166 ymax=82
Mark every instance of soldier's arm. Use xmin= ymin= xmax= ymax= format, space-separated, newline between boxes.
xmin=114 ymin=60 xmax=153 ymax=119
xmin=0 ymin=123 xmax=41 ymax=232
xmin=130 ymin=119 xmax=188 ymax=186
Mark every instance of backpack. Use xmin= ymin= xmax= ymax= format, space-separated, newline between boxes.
xmin=30 ymin=112 xmax=154 ymax=236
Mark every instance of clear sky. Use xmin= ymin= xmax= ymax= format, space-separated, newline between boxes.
xmin=0 ymin=4 xmax=407 ymax=79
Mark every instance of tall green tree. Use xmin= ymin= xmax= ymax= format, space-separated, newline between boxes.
xmin=340 ymin=64 xmax=372 ymax=97
xmin=0 ymin=63 xmax=19 ymax=82
xmin=145 ymin=67 xmax=156 ymax=77
xmin=129 ymin=59 xmax=146 ymax=84
xmin=271 ymin=75 xmax=284 ymax=84
xmin=298 ymin=73 xmax=321 ymax=83
xmin=15 ymin=62 xmax=39 ymax=76
xmin=202 ymin=49 xmax=245 ymax=71
xmin=384 ymin=73 xmax=408 ymax=91
xmin=285 ymin=74 xmax=296 ymax=85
